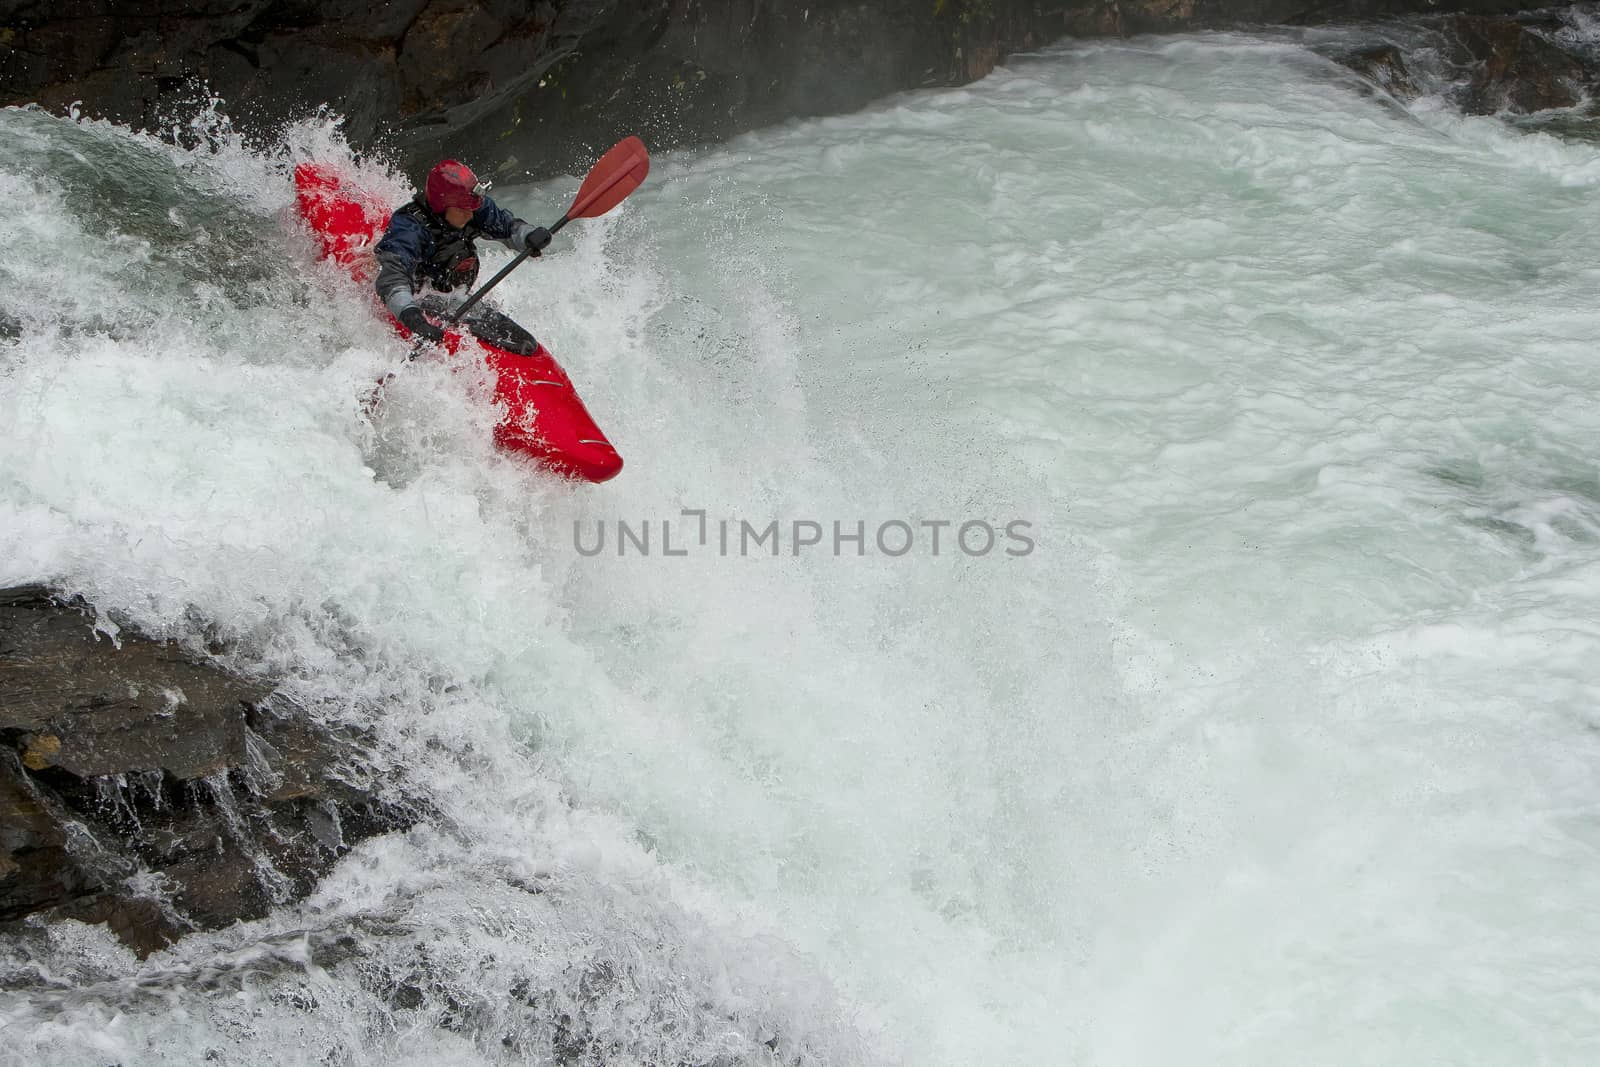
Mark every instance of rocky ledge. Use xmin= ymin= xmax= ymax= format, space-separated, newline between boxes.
xmin=0 ymin=585 xmax=413 ymax=956
xmin=1335 ymin=10 xmax=1600 ymax=115
xmin=0 ymin=0 xmax=1575 ymax=179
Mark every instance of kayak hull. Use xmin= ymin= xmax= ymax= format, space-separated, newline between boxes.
xmin=293 ymin=162 xmax=623 ymax=483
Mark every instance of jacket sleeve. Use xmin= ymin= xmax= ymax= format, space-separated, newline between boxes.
xmin=374 ymin=213 xmax=427 ymax=318
xmin=473 ymin=195 xmax=536 ymax=252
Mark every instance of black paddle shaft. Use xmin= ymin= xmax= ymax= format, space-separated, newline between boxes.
xmin=443 ymin=214 xmax=573 ymax=326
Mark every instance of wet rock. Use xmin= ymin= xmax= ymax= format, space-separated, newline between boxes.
xmin=1 ymin=589 xmax=263 ymax=781
xmin=1325 ymin=13 xmax=1600 ymax=123
xmin=0 ymin=585 xmax=414 ymax=956
xmin=1 ymin=0 xmax=1579 ymax=179
xmin=0 ymin=0 xmax=608 ymax=166
xmin=1338 ymin=43 xmax=1421 ymax=102
xmin=1449 ymin=14 xmax=1594 ymax=115
xmin=470 ymin=2 xmax=954 ymax=178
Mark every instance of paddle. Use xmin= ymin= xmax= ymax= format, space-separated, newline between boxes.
xmin=444 ymin=135 xmax=650 ymax=326
xmin=366 ymin=137 xmax=651 ymax=414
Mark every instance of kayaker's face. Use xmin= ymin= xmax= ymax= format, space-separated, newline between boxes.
xmin=444 ymin=205 xmax=473 ymax=228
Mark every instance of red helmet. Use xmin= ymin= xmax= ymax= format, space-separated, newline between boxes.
xmin=425 ymin=159 xmax=487 ymax=214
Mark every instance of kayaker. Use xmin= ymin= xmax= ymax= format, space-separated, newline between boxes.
xmin=374 ymin=159 xmax=551 ymax=353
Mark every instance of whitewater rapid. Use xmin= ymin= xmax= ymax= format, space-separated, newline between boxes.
xmin=5 ymin=28 xmax=1600 ymax=1066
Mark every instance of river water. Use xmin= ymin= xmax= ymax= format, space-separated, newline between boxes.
xmin=3 ymin=27 xmax=1600 ymax=1067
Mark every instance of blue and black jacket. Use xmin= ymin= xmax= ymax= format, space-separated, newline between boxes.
xmin=373 ymin=194 xmax=537 ymax=319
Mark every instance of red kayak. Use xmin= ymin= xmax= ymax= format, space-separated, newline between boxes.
xmin=293 ymin=162 xmax=624 ymax=483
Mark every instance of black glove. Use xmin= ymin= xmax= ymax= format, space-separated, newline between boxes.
xmin=521 ymin=225 xmax=552 ymax=255
xmin=399 ymin=305 xmax=444 ymax=344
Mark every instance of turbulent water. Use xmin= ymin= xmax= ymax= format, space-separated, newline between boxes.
xmin=5 ymin=26 xmax=1600 ymax=1067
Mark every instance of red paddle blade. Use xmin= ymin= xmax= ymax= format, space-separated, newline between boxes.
xmin=565 ymin=136 xmax=650 ymax=221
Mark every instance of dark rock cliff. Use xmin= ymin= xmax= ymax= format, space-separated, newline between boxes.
xmin=0 ymin=585 xmax=413 ymax=955
xmin=0 ymin=0 xmax=1564 ymax=178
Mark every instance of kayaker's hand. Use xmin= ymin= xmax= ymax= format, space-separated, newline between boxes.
xmin=399 ymin=305 xmax=445 ymax=344
xmin=521 ymin=225 xmax=552 ymax=255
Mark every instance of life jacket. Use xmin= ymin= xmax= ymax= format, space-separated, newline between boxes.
xmin=395 ymin=194 xmax=482 ymax=293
